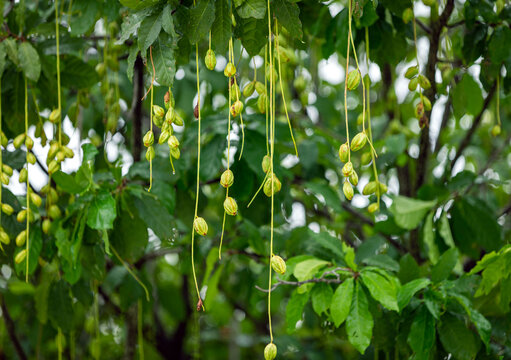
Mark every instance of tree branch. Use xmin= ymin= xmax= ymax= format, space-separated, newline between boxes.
xmin=0 ymin=295 xmax=27 ymax=360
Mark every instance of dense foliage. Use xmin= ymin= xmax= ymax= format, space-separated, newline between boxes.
xmin=0 ymin=0 xmax=510 ymax=359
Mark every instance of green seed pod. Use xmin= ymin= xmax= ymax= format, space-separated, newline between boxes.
xmin=264 ymin=343 xmax=277 ymax=360
xmin=145 ymin=146 xmax=155 ymax=161
xmin=491 ymin=125 xmax=501 ymax=137
xmin=357 ymin=113 xmax=364 ymax=126
xmin=230 ymin=83 xmax=241 ymax=102
xmin=173 ymin=113 xmax=184 ymax=126
xmin=2 ymin=164 xmax=13 ymax=176
xmin=62 ymin=146 xmax=75 ymax=159
xmin=143 ymin=131 xmax=154 ymax=147
xmin=15 ymin=249 xmax=27 ymax=264
xmin=363 ymin=181 xmax=377 ymax=195
xmin=230 ymin=100 xmax=244 ymax=117
xmin=368 ymin=203 xmax=379 ymax=213
xmin=27 ymin=152 xmax=36 ymax=165
xmin=0 ymin=230 xmax=9 ymax=245
xmin=168 ymin=135 xmax=179 ymax=149
xmin=408 ymin=77 xmax=419 ymax=91
xmin=265 ymin=66 xmax=278 ymax=82
xmin=379 ymin=182 xmax=388 ymax=194
xmin=19 ymin=168 xmax=28 ymax=183
xmin=165 ymin=108 xmax=174 ymax=124
xmin=48 ymin=204 xmax=62 ymax=220
xmin=153 ymin=115 xmax=164 ymax=128
xmin=205 ymin=49 xmax=217 ymax=71
xmin=164 ymin=90 xmax=175 ymax=110
xmin=346 ymin=70 xmax=361 ymax=91
xmin=294 ymin=76 xmax=306 ymax=92
xmin=0 ymin=132 xmax=8 ymax=148
xmin=224 ymin=62 xmax=236 ymax=77
xmin=220 ymin=169 xmax=234 ymax=188
xmin=159 ymin=131 xmax=171 ymax=145
xmin=422 ymin=0 xmax=436 ymax=7
xmin=61 ymin=133 xmax=70 ymax=146
xmin=349 ymin=170 xmax=358 ymax=186
xmin=350 ymin=132 xmax=367 ymax=152
xmin=16 ymin=230 xmax=26 ymax=247
xmin=17 ymin=209 xmax=27 ymax=223
xmin=262 ymin=155 xmax=271 ymax=173
xmin=193 ymin=217 xmax=208 ymax=236
xmin=42 ymin=219 xmax=51 ymax=234
xmin=48 ymin=160 xmax=60 ymax=174
xmin=404 ymin=66 xmax=419 ymax=79
xmin=170 ymin=147 xmax=180 ymax=159
xmin=422 ymin=96 xmax=432 ymax=111
xmin=48 ymin=142 xmax=59 ymax=160
xmin=153 ymin=105 xmax=165 ymax=120
xmin=339 ymin=143 xmax=349 ymax=163
xmin=243 ymin=81 xmax=255 ymax=97
xmin=271 ymin=255 xmax=286 ymax=275
xmin=56 ymin=151 xmax=66 ymax=163
xmin=343 ymin=181 xmax=354 ymax=201
xmin=415 ymin=102 xmax=425 ymax=119
xmin=13 ymin=133 xmax=26 ymax=149
xmin=49 ymin=109 xmax=61 ymax=123
xmin=223 ymin=197 xmax=238 ymax=216
xmin=47 ymin=188 xmax=59 ymax=205
xmin=361 ymin=152 xmax=372 ymax=166
xmin=161 ymin=121 xmax=172 ymax=134
xmin=25 ymin=136 xmax=34 ymax=150
xmin=2 ymin=203 xmax=14 ymax=216
xmin=95 ymin=63 xmax=106 ymax=78
xmin=255 ymin=81 xmax=266 ymax=95
xmin=1 ymin=173 xmax=9 ymax=185
xmin=342 ymin=161 xmax=353 ymax=177
xmin=30 ymin=193 xmax=42 ymax=207
xmin=418 ymin=75 xmax=431 ymax=90
xmin=263 ymin=173 xmax=282 ymax=197
xmin=402 ymin=8 xmax=414 ymax=24
xmin=257 ymin=93 xmax=267 ymax=114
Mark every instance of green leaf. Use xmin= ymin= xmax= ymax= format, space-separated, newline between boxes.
xmin=212 ymin=0 xmax=231 ymax=54
xmin=35 ymin=281 xmax=50 ymax=324
xmin=311 ymin=282 xmax=333 ymax=316
xmin=330 ymin=278 xmax=354 ymax=327
xmin=161 ymin=4 xmax=177 ymax=37
xmin=293 ymin=258 xmax=329 ymax=282
xmin=431 ymin=248 xmax=459 ymax=283
xmin=489 ymin=26 xmax=511 ymax=63
xmin=138 ymin=12 xmax=163 ymax=52
xmin=438 ymin=212 xmax=455 ymax=248
xmin=18 ymin=42 xmax=41 ymax=82
xmin=236 ymin=0 xmax=266 ymax=19
xmin=286 ymin=289 xmax=310 ymax=333
xmin=342 ymin=242 xmax=358 ymax=271
xmin=451 ymin=74 xmax=483 ymax=118
xmin=346 ymin=281 xmax=373 ymax=354
xmin=360 ymin=269 xmax=399 ymax=311
xmin=48 ymin=280 xmax=74 ymax=333
xmin=0 ymin=42 xmax=7 ymax=78
xmin=152 ymin=33 xmax=177 ymax=87
xmin=438 ymin=314 xmax=481 ymax=360
xmin=235 ymin=17 xmax=267 ymax=57
xmin=407 ymin=306 xmax=435 ymax=359
xmin=111 ymin=211 xmax=148 ymax=262
xmin=422 ymin=211 xmax=439 ymax=264
xmin=450 ymin=293 xmax=491 ymax=351
xmin=131 ymin=191 xmax=173 ymax=241
xmin=204 ymin=263 xmax=225 ymax=309
xmin=389 ymin=196 xmax=436 ymax=230
xmin=86 ymin=191 xmax=117 ymax=230
xmin=53 ymin=171 xmax=87 ymax=194
xmin=4 ymin=38 xmax=18 ymax=65
xmin=117 ymin=9 xmax=146 ymax=43
xmin=61 ymin=56 xmax=98 ymax=89
xmin=397 ymin=278 xmax=430 ymax=311
xmin=274 ymin=0 xmax=303 ymax=39
xmin=120 ymin=0 xmax=160 ymax=10
xmin=188 ymin=0 xmax=216 ymax=44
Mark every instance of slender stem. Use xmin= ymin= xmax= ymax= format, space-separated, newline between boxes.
xmin=111 ymin=245 xmax=150 ymax=301
xmin=348 ymin=21 xmax=366 ymax=134
xmin=24 ymin=77 xmax=29 ymax=283
xmin=55 ymin=0 xmax=62 ymax=146
xmin=137 ymin=299 xmax=144 ymax=360
xmin=57 ymin=328 xmax=63 ymax=360
xmin=496 ymin=74 xmax=501 ymax=126
xmin=148 ymin=47 xmax=155 ymax=192
xmin=344 ymin=0 xmax=352 ymax=162
xmin=265 ymin=46 xmax=269 ymax=155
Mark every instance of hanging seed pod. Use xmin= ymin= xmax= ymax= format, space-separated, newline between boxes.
xmin=349 ymin=170 xmax=359 ymax=186
xmin=48 ymin=142 xmax=59 ymax=160
xmin=343 ymin=181 xmax=354 ymax=200
xmin=13 ymin=134 xmax=26 ymax=149
xmin=2 ymin=164 xmax=13 ymax=176
xmin=223 ymin=197 xmax=238 ymax=216
xmin=153 ymin=115 xmax=164 ymax=128
xmin=25 ymin=136 xmax=34 ymax=151
xmin=224 ymin=62 xmax=236 ymax=77
xmin=350 ymin=132 xmax=367 ymax=152
xmin=1 ymin=173 xmax=9 ymax=185
xmin=164 ymin=90 xmax=175 ymax=110
xmin=17 ymin=209 xmax=27 ymax=223
xmin=165 ymin=108 xmax=174 ymax=123
xmin=42 ymin=218 xmax=51 ymax=234
xmin=15 ymin=249 xmax=27 ymax=264
xmin=95 ymin=63 xmax=106 ymax=78
xmin=422 ymin=97 xmax=432 ymax=111
xmin=56 ymin=151 xmax=66 ymax=163
xmin=48 ymin=160 xmax=60 ymax=174
xmin=0 ymin=230 xmax=9 ymax=245
xmin=408 ymin=77 xmax=419 ymax=91
xmin=230 ymin=83 xmax=241 ymax=102
xmin=368 ymin=203 xmax=379 ymax=213
xmin=193 ymin=217 xmax=208 ymax=236
xmin=2 ymin=203 xmax=14 ymax=216
xmin=170 ymin=147 xmax=180 ymax=159
xmin=0 ymin=132 xmax=7 ymax=147
xmin=153 ymin=105 xmax=165 ymax=122
xmin=363 ymin=181 xmax=377 ymax=195
xmin=159 ymin=131 xmax=171 ymax=145
xmin=257 ymin=93 xmax=267 ymax=114
xmin=255 ymin=81 xmax=266 ymax=95
xmin=168 ymin=135 xmax=179 ymax=149
xmin=361 ymin=152 xmax=372 ymax=166
xmin=347 ymin=70 xmax=361 ymax=91
xmin=357 ymin=113 xmax=364 ymax=126
xmin=404 ymin=66 xmax=419 ymax=79
xmin=265 ymin=66 xmax=278 ymax=82
xmin=294 ymin=76 xmax=306 ymax=92
xmin=418 ymin=75 xmax=431 ymax=90
xmin=264 ymin=343 xmax=277 ymax=360
xmin=402 ymin=8 xmax=414 ymax=23
xmin=143 ymin=131 xmax=154 ymax=147
xmin=16 ymin=230 xmax=26 ymax=247
xmin=62 ymin=146 xmax=74 ymax=159
xmin=271 ymin=255 xmax=286 ymax=275
xmin=30 ymin=193 xmax=42 ymax=207
xmin=49 ymin=109 xmax=61 ymax=123
xmin=243 ymin=81 xmax=255 ymax=97
xmin=61 ymin=133 xmax=71 ymax=146
xmin=491 ymin=125 xmax=501 ymax=137
xmin=145 ymin=146 xmax=155 ymax=161
xmin=173 ymin=113 xmax=184 ymax=126
xmin=161 ymin=121 xmax=172 ymax=134
xmin=205 ymin=49 xmax=217 ymax=71
xmin=48 ymin=204 xmax=62 ymax=220
xmin=19 ymin=168 xmax=28 ymax=183
xmin=194 ymin=104 xmax=199 ymax=119
xmin=338 ymin=143 xmax=349 ymax=163
xmin=342 ymin=161 xmax=353 ymax=177
xmin=47 ymin=188 xmax=59 ymax=205
xmin=263 ymin=173 xmax=282 ymax=197
xmin=230 ymin=100 xmax=244 ymax=117
xmin=220 ymin=169 xmax=234 ymax=188
xmin=261 ymin=155 xmax=271 ymax=173
xmin=379 ymin=182 xmax=388 ymax=194
xmin=415 ymin=102 xmax=425 ymax=119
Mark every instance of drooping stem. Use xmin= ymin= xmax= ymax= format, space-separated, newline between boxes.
xmin=55 ymin=0 xmax=62 ymax=146
xmin=496 ymin=74 xmax=501 ymax=126
xmin=344 ymin=0 xmax=352 ymax=162
xmin=24 ymin=77 xmax=30 ymax=283
xmin=148 ymin=46 xmax=156 ymax=192
xmin=111 ymin=245 xmax=150 ymax=301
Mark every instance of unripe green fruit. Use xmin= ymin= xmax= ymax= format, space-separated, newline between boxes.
xmin=266 ymin=66 xmax=278 ymax=82
xmin=0 ymin=230 xmax=9 ymax=245
xmin=15 ymin=249 xmax=27 ymax=264
xmin=379 ymin=182 xmax=388 ymax=194
xmin=164 ymin=90 xmax=175 ymax=110
xmin=271 ymin=255 xmax=286 ymax=275
xmin=408 ymin=77 xmax=419 ymax=91
xmin=262 ymin=155 xmax=271 ymax=173
xmin=165 ymin=108 xmax=174 ymax=123
xmin=2 ymin=164 xmax=13 ymax=176
xmin=2 ymin=203 xmax=14 ymax=216
xmin=48 ymin=160 xmax=60 ymax=174
xmin=153 ymin=105 xmax=165 ymax=120
xmin=357 ymin=113 xmax=364 ymax=126
xmin=223 ymin=197 xmax=238 ymax=216
xmin=56 ymin=151 xmax=66 ymax=163
xmin=173 ymin=113 xmax=184 ymax=126
xmin=243 ymin=81 xmax=255 ymax=97
xmin=47 ymin=188 xmax=59 ymax=205
xmin=0 ymin=132 xmax=7 ymax=147
xmin=143 ymin=131 xmax=154 ymax=147
xmin=361 ymin=152 xmax=372 ymax=166
xmin=145 ymin=146 xmax=155 ymax=161
xmin=349 ymin=170 xmax=358 ymax=186
xmin=264 ymin=343 xmax=277 ymax=360
xmin=17 ymin=209 xmax=27 ymax=223
xmin=343 ymin=181 xmax=354 ymax=200
xmin=422 ymin=96 xmax=432 ymax=111
xmin=230 ymin=84 xmax=241 ymax=102
xmin=224 ymin=62 xmax=236 ymax=77
xmin=1 ymin=173 xmax=9 ymax=185
xmin=30 ymin=193 xmax=42 ymax=207
xmin=62 ymin=146 xmax=74 ymax=159
xmin=13 ymin=133 xmax=26 ymax=149
xmin=25 ymin=136 xmax=34 ymax=150
xmin=263 ymin=173 xmax=282 ymax=197
xmin=422 ymin=0 xmax=436 ymax=7
xmin=16 ymin=230 xmax=26 ymax=247
xmin=95 ymin=63 xmax=106 ymax=78
xmin=50 ymin=108 xmax=61 ymax=123
xmin=404 ymin=66 xmax=418 ymax=79
xmin=342 ymin=162 xmax=353 ymax=177
xmin=363 ymin=181 xmax=377 ymax=195
xmin=48 ymin=142 xmax=59 ymax=160
xmin=255 ymin=81 xmax=266 ymax=95
xmin=230 ymin=100 xmax=244 ymax=117
xmin=161 ymin=121 xmax=172 ymax=134
xmin=402 ymin=8 xmax=414 ymax=24
xmin=220 ymin=169 xmax=234 ymax=188
xmin=205 ymin=49 xmax=217 ymax=70
xmin=153 ymin=114 xmax=164 ymax=128
xmin=42 ymin=219 xmax=51 ymax=234
xmin=491 ymin=125 xmax=501 ymax=137
xmin=294 ymin=76 xmax=306 ymax=92
xmin=168 ymin=135 xmax=179 ymax=149
xmin=257 ymin=93 xmax=267 ymax=114
xmin=170 ymin=147 xmax=180 ymax=159
xmin=347 ymin=70 xmax=361 ymax=91
xmin=159 ymin=131 xmax=171 ymax=145
xmin=350 ymin=132 xmax=367 ymax=151
xmin=193 ymin=217 xmax=208 ymax=236
xmin=19 ymin=168 xmax=28 ymax=183
xmin=418 ymin=75 xmax=431 ymax=90
xmin=339 ymin=143 xmax=349 ymax=163
xmin=48 ymin=204 xmax=62 ymax=220
xmin=368 ymin=203 xmax=379 ymax=213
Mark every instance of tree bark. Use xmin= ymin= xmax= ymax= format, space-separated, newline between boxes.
xmin=131 ymin=54 xmax=144 ymax=163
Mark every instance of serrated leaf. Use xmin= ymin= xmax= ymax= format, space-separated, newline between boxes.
xmin=274 ymin=0 xmax=302 ymax=39
xmin=18 ymin=42 xmax=41 ymax=82
xmin=161 ymin=4 xmax=177 ymax=37
xmin=311 ymin=282 xmax=333 ymax=316
xmin=286 ymin=289 xmax=309 ymax=333
xmin=423 ymin=211 xmax=439 ymax=264
xmin=438 ymin=212 xmax=455 ymax=248
xmin=293 ymin=258 xmax=329 ymax=282
xmin=235 ymin=17 xmax=266 ymax=57
xmin=212 ymin=0 xmax=231 ymax=54
xmin=48 ymin=280 xmax=74 ymax=333
xmin=152 ymin=33 xmax=177 ymax=87
xmin=408 ymin=306 xmax=435 ymax=359
xmin=389 ymin=196 xmax=436 ymax=230
xmin=236 ymin=0 xmax=266 ymax=19
xmin=4 ymin=38 xmax=18 ymax=65
xmin=126 ymin=46 xmax=139 ymax=82
xmin=138 ymin=12 xmax=163 ymax=52
xmin=360 ymin=269 xmax=399 ymax=311
xmin=431 ymin=248 xmax=458 ymax=283
xmin=397 ymin=278 xmax=430 ymax=311
xmin=117 ymin=9 xmax=149 ymax=44
xmin=330 ymin=278 xmax=354 ymax=327
xmin=450 ymin=293 xmax=491 ymax=351
xmin=346 ymin=281 xmax=373 ymax=354
xmin=86 ymin=191 xmax=117 ymax=230
xmin=188 ymin=0 xmax=216 ymax=44
xmin=0 ymin=43 xmax=7 ymax=78
xmin=438 ymin=314 xmax=480 ymax=360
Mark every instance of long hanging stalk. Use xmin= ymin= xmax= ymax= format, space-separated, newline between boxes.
xmin=24 ymin=77 xmax=30 ymax=283
xmin=344 ymin=0 xmax=353 ymax=163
